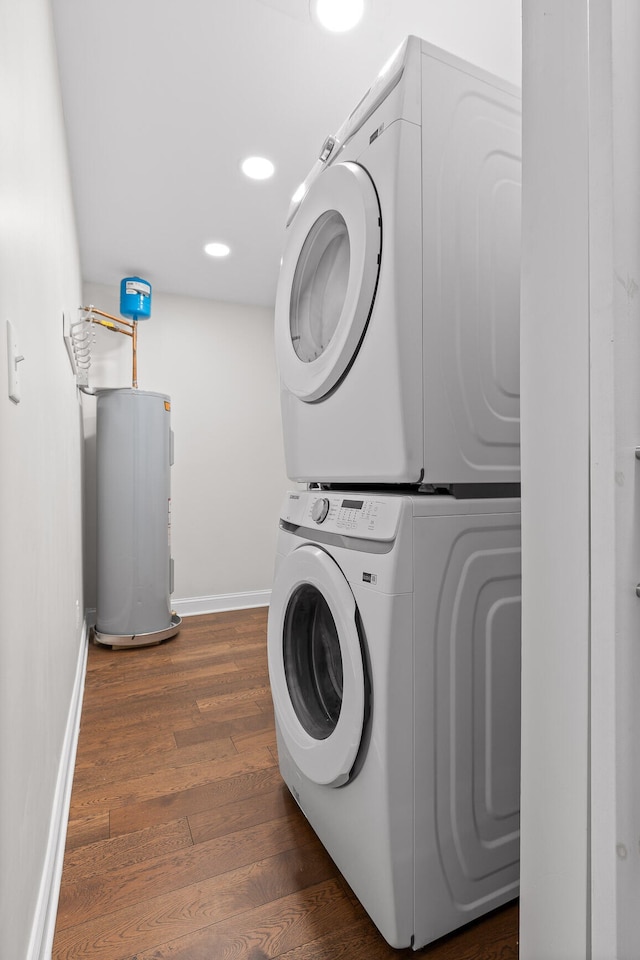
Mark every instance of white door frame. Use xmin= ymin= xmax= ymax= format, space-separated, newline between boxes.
xmin=521 ymin=1 xmax=637 ymax=956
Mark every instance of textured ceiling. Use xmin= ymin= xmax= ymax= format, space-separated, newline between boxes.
xmin=51 ymin=0 xmax=521 ymax=308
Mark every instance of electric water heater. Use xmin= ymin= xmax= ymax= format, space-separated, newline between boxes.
xmin=94 ymin=388 xmax=180 ymax=647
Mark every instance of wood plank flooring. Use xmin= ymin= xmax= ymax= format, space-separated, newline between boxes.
xmin=53 ymin=608 xmax=519 ymax=960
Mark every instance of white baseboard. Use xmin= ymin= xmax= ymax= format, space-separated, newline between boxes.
xmin=27 ymin=620 xmax=89 ymax=960
xmin=172 ymin=589 xmax=271 ymax=617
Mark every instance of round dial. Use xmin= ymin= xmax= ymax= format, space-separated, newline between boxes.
xmin=311 ymin=498 xmax=330 ymax=524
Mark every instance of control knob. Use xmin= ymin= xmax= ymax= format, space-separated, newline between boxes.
xmin=311 ymin=497 xmax=330 ymax=524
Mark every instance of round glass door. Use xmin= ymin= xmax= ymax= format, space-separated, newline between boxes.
xmin=267 ymin=544 xmax=366 ymax=787
xmin=275 ymin=161 xmax=381 ymax=402
xmin=283 ymin=583 xmax=343 ymax=740
xmin=290 ymin=211 xmax=350 ymax=364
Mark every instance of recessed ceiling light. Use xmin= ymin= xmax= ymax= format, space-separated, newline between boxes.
xmin=312 ymin=0 xmax=364 ymax=32
xmin=241 ymin=156 xmax=275 ymax=180
xmin=204 ymin=242 xmax=230 ymax=258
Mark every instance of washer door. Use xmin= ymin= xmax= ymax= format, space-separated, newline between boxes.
xmin=274 ymin=161 xmax=382 ymax=402
xmin=268 ymin=544 xmax=366 ymax=787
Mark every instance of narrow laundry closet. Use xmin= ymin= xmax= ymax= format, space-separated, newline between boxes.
xmin=2 ymin=2 xmax=638 ymax=960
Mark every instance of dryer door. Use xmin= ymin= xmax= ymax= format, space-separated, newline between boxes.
xmin=268 ymin=544 xmax=366 ymax=787
xmin=275 ymin=161 xmax=381 ymax=402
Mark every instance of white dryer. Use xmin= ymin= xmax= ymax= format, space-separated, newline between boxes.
xmin=267 ymin=489 xmax=521 ymax=949
xmin=275 ymin=36 xmax=521 ymax=485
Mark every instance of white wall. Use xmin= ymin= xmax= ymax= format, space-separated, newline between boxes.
xmin=0 ymin=0 xmax=85 ymax=957
xmin=82 ymin=282 xmax=289 ymax=612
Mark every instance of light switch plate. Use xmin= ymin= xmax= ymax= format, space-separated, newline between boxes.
xmin=6 ymin=319 xmax=21 ymax=403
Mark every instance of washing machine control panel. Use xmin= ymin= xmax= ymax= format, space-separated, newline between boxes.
xmin=282 ymin=492 xmax=401 ymax=541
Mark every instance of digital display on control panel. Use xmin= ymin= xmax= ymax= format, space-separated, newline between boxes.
xmin=341 ymin=499 xmax=364 ymax=510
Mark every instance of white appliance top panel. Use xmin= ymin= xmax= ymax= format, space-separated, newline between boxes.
xmin=280 ymin=491 xmax=521 ymax=541
xmin=289 ymin=34 xmax=521 ymax=228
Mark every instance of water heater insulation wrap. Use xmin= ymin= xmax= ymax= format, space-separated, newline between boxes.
xmin=96 ymin=389 xmax=172 ymax=637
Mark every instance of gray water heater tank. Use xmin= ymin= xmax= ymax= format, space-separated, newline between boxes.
xmin=95 ymin=388 xmax=180 ymax=647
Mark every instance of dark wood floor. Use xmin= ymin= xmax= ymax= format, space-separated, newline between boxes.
xmin=52 ymin=608 xmax=518 ymax=960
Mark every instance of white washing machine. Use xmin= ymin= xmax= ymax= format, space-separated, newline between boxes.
xmin=275 ymin=36 xmax=521 ymax=486
xmin=267 ymin=489 xmax=521 ymax=949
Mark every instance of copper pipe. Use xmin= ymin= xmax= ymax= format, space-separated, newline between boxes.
xmin=81 ymin=304 xmax=140 ymax=389
xmin=90 ymin=317 xmax=133 ymax=337
xmin=132 ymin=320 xmax=138 ymax=389
xmin=81 ymin=305 xmax=134 ymax=329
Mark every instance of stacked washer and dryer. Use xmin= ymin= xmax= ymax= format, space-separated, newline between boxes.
xmin=267 ymin=36 xmax=522 ymax=950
